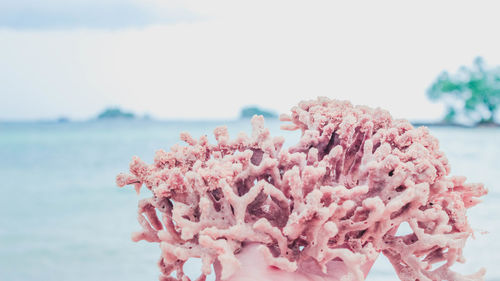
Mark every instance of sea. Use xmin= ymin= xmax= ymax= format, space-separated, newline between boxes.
xmin=1 ymin=119 xmax=498 ymax=281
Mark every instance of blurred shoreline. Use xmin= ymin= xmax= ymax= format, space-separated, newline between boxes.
xmin=1 ymin=118 xmax=499 ymax=129
xmin=3 ymin=105 xmax=498 ymax=128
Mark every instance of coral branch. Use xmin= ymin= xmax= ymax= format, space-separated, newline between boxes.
xmin=117 ymin=97 xmax=487 ymax=281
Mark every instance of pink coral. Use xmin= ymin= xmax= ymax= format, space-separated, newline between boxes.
xmin=116 ymin=97 xmax=487 ymax=281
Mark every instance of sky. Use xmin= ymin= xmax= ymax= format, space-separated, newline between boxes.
xmin=2 ymin=0 xmax=500 ymax=121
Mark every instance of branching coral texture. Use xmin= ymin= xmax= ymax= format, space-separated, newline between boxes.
xmin=117 ymin=98 xmax=487 ymax=281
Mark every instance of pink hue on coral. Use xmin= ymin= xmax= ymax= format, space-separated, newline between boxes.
xmin=214 ymin=242 xmax=377 ymax=281
xmin=117 ymin=97 xmax=487 ymax=281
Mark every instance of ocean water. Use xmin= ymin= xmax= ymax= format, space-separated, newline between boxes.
xmin=0 ymin=120 xmax=498 ymax=281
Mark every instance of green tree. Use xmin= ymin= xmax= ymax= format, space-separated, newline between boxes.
xmin=427 ymin=57 xmax=500 ymax=124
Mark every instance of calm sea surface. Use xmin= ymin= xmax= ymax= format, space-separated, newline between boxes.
xmin=1 ymin=120 xmax=498 ymax=281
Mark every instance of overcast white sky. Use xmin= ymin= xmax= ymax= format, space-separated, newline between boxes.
xmin=2 ymin=0 xmax=500 ymax=121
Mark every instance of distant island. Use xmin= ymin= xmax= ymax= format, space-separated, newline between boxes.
xmin=57 ymin=116 xmax=70 ymax=123
xmin=97 ymin=107 xmax=135 ymax=119
xmin=240 ymin=106 xmax=278 ymax=119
